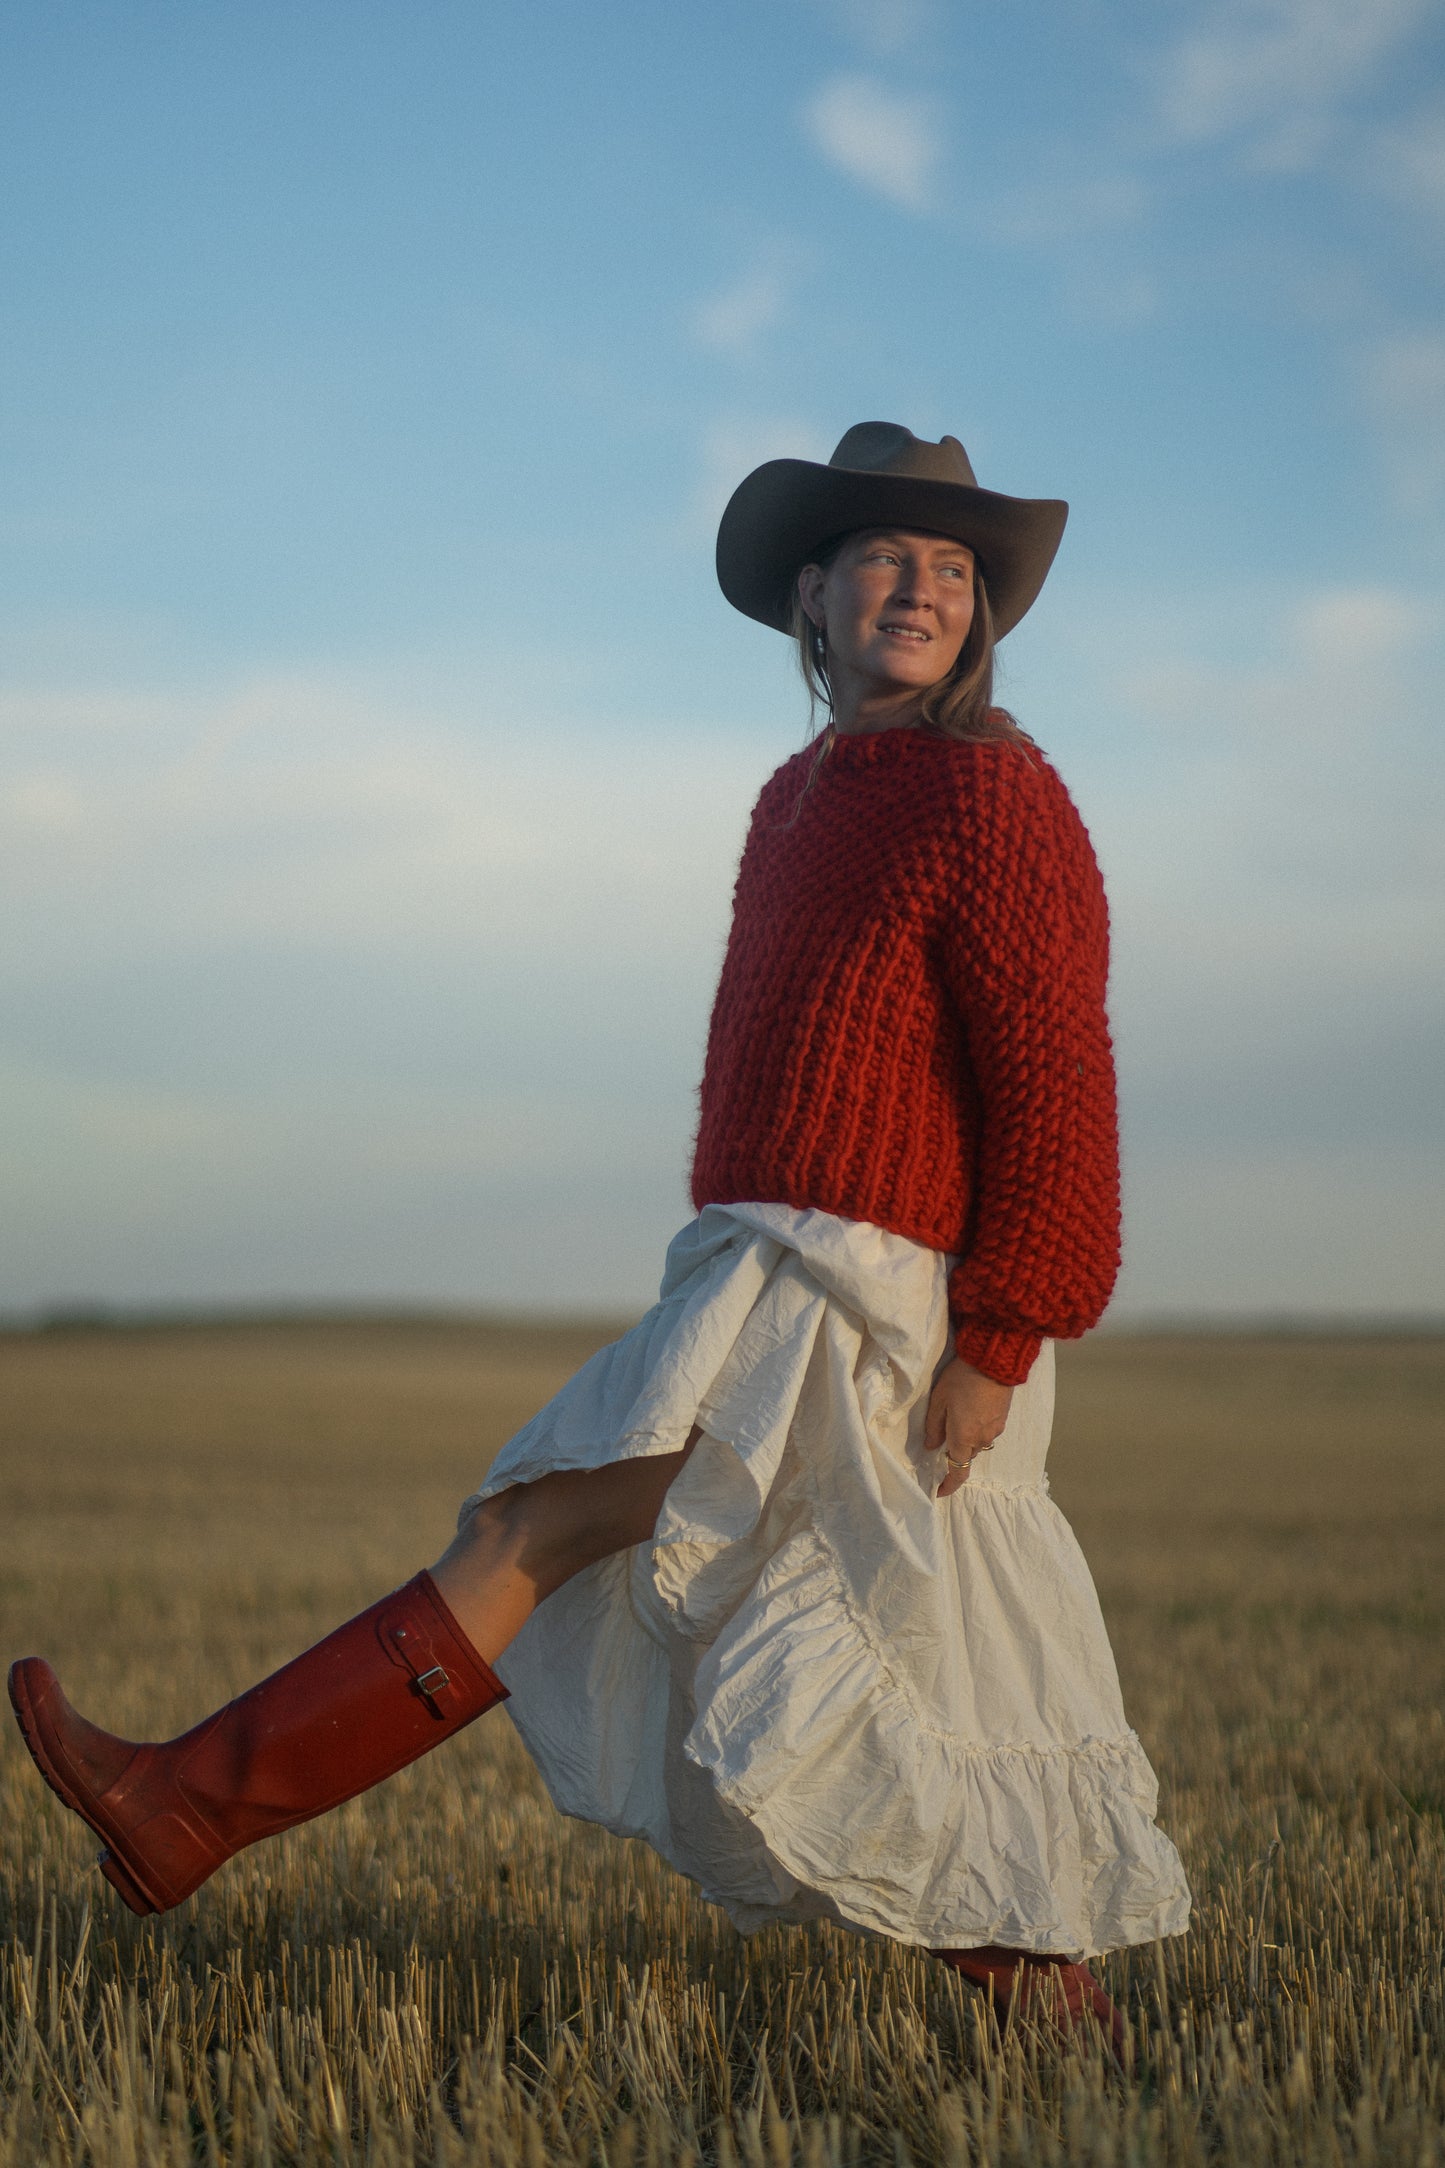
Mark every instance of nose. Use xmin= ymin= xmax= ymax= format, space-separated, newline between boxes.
xmin=889 ymin=560 xmax=937 ymax=612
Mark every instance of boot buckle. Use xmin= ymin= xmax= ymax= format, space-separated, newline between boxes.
xmin=387 ymin=1620 xmax=454 ymax=1711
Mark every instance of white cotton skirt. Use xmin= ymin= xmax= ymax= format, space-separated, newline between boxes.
xmin=462 ymin=1203 xmax=1191 ymax=1956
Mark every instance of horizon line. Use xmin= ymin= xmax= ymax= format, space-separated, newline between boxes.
xmin=5 ymin=1301 xmax=1443 ymax=1341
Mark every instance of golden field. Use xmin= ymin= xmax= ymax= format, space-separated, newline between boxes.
xmin=1 ymin=1319 xmax=1442 ymax=2165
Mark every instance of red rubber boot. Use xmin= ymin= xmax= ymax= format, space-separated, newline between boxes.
xmin=8 ymin=1571 xmax=507 ymax=1916
xmin=936 ymin=1945 xmax=1127 ymax=2064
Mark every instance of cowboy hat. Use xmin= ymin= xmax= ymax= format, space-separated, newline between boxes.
xmin=715 ymin=421 xmax=1068 ymax=641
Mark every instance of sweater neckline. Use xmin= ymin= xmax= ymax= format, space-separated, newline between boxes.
xmin=819 ymin=723 xmax=942 ymax=770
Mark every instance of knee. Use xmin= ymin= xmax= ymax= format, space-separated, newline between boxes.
xmin=446 ymin=1450 xmax=689 ymax=1598
xmin=450 ymin=1477 xmax=588 ymax=1588
xmin=452 ymin=1483 xmax=532 ymax=1557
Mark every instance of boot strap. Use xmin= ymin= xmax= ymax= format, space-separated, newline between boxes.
xmin=384 ymin=1615 xmax=460 ymax=1715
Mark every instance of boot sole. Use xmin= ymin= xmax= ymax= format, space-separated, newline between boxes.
xmin=8 ymin=1660 xmax=163 ymax=1917
xmin=98 ymin=1847 xmax=159 ymax=1914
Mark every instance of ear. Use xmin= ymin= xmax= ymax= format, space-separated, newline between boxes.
xmin=796 ymin=563 xmax=826 ymax=628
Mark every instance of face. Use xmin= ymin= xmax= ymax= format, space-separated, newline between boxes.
xmin=797 ymin=528 xmax=976 ymax=699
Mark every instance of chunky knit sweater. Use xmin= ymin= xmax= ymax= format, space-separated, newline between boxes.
xmin=690 ymin=725 xmax=1121 ymax=1386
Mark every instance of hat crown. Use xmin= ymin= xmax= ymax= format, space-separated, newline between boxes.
xmin=829 ymin=422 xmax=978 ymax=491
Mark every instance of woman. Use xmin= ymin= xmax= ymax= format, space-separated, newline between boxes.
xmin=9 ymin=423 xmax=1189 ymax=2049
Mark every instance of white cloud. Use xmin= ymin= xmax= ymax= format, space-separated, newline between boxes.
xmin=1285 ymin=586 xmax=1433 ymax=669
xmin=1152 ymin=0 xmax=1430 ymax=164
xmin=0 ymin=671 xmax=781 ymax=1311
xmin=801 ymin=74 xmax=942 ymax=212
xmin=691 ymin=263 xmax=791 ymax=357
xmin=0 ymin=673 xmax=764 ymax=968
xmin=0 ymin=1054 xmax=694 ymax=1314
xmin=1361 ymin=331 xmax=1445 ymax=509
xmin=1049 ymin=573 xmax=1445 ymax=1315
xmin=1104 ymin=576 xmax=1440 ymax=766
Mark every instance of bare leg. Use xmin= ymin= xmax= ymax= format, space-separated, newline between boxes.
xmin=7 ymin=1432 xmax=703 ymax=1915
xmin=430 ymin=1433 xmax=699 ymax=1665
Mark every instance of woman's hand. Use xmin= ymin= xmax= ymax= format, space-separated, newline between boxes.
xmin=925 ymin=1357 xmax=1013 ymax=1498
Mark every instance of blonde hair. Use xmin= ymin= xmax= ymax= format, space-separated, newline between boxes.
xmin=787 ymin=536 xmax=1031 ymax=749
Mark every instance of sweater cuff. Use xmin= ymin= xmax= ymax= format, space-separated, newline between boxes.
xmin=952 ymin=1317 xmax=1043 ymax=1387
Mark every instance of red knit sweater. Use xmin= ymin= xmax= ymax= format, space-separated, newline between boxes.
xmin=690 ymin=725 xmax=1121 ymax=1385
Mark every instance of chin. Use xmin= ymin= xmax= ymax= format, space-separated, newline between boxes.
xmin=866 ymin=649 xmax=948 ymax=691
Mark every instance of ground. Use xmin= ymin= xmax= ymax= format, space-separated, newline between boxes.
xmin=1 ymin=1321 xmax=1441 ymax=2164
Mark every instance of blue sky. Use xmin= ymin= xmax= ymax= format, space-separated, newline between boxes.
xmin=2 ymin=0 xmax=1442 ymax=1320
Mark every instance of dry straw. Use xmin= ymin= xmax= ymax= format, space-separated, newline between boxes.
xmin=2 ymin=1321 xmax=1442 ymax=2164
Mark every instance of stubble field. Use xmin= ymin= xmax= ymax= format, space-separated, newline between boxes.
xmin=1 ymin=1320 xmax=1442 ymax=2166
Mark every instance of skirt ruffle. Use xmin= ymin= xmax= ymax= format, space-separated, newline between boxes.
xmin=462 ymin=1203 xmax=1190 ymax=1954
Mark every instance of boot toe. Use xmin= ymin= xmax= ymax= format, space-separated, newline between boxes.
xmin=8 ymin=1658 xmax=166 ymax=1916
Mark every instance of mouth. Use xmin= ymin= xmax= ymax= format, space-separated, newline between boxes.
xmin=878 ymin=622 xmax=931 ymax=644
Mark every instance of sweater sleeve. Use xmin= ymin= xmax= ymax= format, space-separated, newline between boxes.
xmin=938 ymin=752 xmax=1122 ymax=1386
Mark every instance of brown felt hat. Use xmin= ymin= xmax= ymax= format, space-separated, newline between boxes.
xmin=715 ymin=421 xmax=1068 ymax=641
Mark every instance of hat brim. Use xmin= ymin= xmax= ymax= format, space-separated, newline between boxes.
xmin=715 ymin=460 xmax=1068 ymax=640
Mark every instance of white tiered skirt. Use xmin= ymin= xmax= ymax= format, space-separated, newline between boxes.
xmin=462 ymin=1203 xmax=1190 ymax=1956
